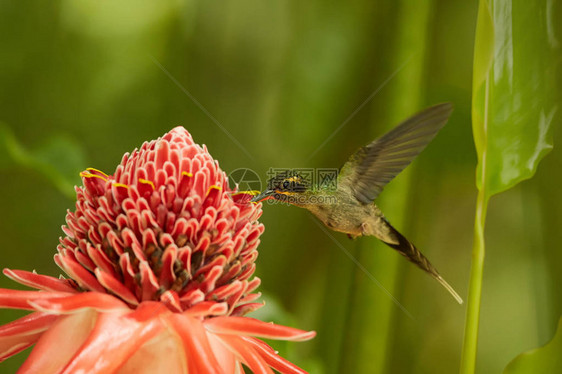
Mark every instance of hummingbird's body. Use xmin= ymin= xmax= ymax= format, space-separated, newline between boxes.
xmin=293 ymin=185 xmax=390 ymax=239
xmin=253 ymin=103 xmax=462 ymax=303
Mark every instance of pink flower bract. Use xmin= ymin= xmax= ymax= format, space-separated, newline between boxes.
xmin=0 ymin=127 xmax=315 ymax=373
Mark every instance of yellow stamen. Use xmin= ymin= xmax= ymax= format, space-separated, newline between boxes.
xmin=112 ymin=183 xmax=129 ymax=189
xmin=182 ymin=171 xmax=193 ymax=177
xmin=138 ymin=178 xmax=155 ymax=191
xmin=79 ymin=172 xmax=108 ymax=182
xmin=86 ymin=167 xmax=109 ymax=178
xmin=230 ymin=190 xmax=261 ymax=196
xmin=206 ymin=185 xmax=222 ymax=196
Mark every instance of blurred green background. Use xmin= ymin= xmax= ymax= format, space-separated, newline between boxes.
xmin=0 ymin=1 xmax=560 ymax=373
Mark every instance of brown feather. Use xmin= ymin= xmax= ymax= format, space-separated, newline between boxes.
xmin=338 ymin=103 xmax=454 ymax=204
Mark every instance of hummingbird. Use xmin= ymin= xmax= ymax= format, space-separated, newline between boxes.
xmin=251 ymin=103 xmax=463 ymax=304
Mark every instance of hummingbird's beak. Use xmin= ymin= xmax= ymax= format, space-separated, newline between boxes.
xmin=250 ymin=189 xmax=276 ymax=203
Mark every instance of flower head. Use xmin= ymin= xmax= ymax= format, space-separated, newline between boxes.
xmin=0 ymin=127 xmax=315 ymax=373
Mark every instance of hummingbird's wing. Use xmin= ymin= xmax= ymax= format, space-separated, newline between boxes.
xmin=338 ymin=103 xmax=453 ymax=204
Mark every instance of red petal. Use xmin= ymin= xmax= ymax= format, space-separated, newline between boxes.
xmin=224 ymin=281 xmax=247 ymax=314
xmin=3 ymin=269 xmax=78 ymax=293
xmin=230 ymin=192 xmax=256 ymax=204
xmin=0 ymin=289 xmax=69 ymax=310
xmin=165 ymin=314 xmax=222 ymax=374
xmin=211 ymin=280 xmax=244 ymax=301
xmin=0 ymin=312 xmax=58 ymax=361
xmin=17 ymin=309 xmax=98 ymax=373
xmin=159 ymin=290 xmax=182 ymax=313
xmin=179 ymin=289 xmax=205 ymax=309
xmin=117 ymin=329 xmax=187 ymax=374
xmin=111 ymin=182 xmax=129 ymax=205
xmin=82 ymin=172 xmax=107 ymax=196
xmin=205 ymin=332 xmax=238 ymax=373
xmin=60 ymin=303 xmax=166 ymax=374
xmin=29 ymin=292 xmax=129 ymax=314
xmin=205 ymin=317 xmax=316 ymax=342
xmin=87 ymin=243 xmax=118 ymax=278
xmin=0 ymin=339 xmax=34 ymax=362
xmin=218 ymin=261 xmax=242 ymax=284
xmin=237 ymin=263 xmax=256 ymax=282
xmin=245 ymin=277 xmax=261 ymax=294
xmin=199 ymin=265 xmax=222 ymax=294
xmin=183 ymin=301 xmax=228 ymax=318
xmin=159 ymin=244 xmax=177 ymax=289
xmin=127 ymin=301 xmax=169 ymax=322
xmin=230 ymin=302 xmax=264 ymax=317
xmin=242 ymin=336 xmax=309 ymax=374
xmin=74 ymin=250 xmax=96 ymax=272
xmin=119 ymin=253 xmax=139 ymax=298
xmin=155 ymin=138 xmax=170 ymax=170
xmin=55 ymin=254 xmax=106 ymax=293
xmin=94 ymin=269 xmax=139 ymax=306
xmin=218 ymin=334 xmax=273 ymax=374
xmin=0 ymin=312 xmax=58 ymax=337
xmin=139 ymin=261 xmax=159 ymax=301
xmin=193 ymin=255 xmax=227 ymax=278
xmin=239 ymin=291 xmax=262 ymax=304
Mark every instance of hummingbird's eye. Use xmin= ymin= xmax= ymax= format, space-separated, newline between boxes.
xmin=282 ymin=180 xmax=290 ymax=189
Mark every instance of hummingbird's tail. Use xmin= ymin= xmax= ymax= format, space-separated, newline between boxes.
xmin=382 ymin=222 xmax=463 ymax=304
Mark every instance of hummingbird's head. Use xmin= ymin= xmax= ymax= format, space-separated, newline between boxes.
xmin=251 ymin=172 xmax=309 ymax=203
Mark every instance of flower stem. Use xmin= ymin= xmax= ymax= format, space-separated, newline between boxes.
xmin=460 ymin=186 xmax=488 ymax=374
xmin=461 ymin=58 xmax=491 ymax=372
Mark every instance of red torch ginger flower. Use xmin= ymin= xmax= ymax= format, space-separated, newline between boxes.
xmin=0 ymin=127 xmax=315 ymax=373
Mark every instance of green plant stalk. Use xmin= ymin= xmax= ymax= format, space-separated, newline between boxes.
xmin=460 ymin=72 xmax=490 ymax=374
xmin=460 ymin=95 xmax=489 ymax=371
xmin=461 ymin=0 xmax=559 ymax=370
xmin=460 ymin=186 xmax=489 ymax=374
xmin=460 ymin=0 xmax=492 ymax=370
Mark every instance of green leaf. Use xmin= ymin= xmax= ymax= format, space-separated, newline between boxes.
xmin=503 ymin=317 xmax=562 ymax=374
xmin=462 ymin=1 xmax=561 ymax=373
xmin=0 ymin=123 xmax=85 ymax=199
xmin=472 ymin=0 xmax=559 ymax=198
